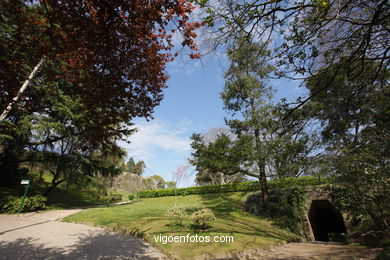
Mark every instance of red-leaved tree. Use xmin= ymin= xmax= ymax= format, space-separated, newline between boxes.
xmin=0 ymin=0 xmax=202 ymax=144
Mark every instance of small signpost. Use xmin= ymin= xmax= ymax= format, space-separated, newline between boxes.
xmin=18 ymin=179 xmax=30 ymax=214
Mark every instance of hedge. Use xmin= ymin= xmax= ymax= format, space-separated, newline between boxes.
xmin=137 ymin=176 xmax=328 ymax=198
xmin=0 ymin=195 xmax=47 ymax=213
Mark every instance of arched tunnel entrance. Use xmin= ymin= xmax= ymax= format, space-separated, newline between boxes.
xmin=308 ymin=200 xmax=347 ymax=241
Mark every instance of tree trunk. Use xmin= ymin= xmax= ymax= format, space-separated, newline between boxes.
xmin=258 ymin=163 xmax=269 ymax=211
xmin=0 ymin=58 xmax=44 ymax=123
xmin=254 ymin=128 xmax=269 ymax=211
xmin=250 ymin=98 xmax=270 ymax=211
xmin=43 ymin=179 xmax=65 ymax=197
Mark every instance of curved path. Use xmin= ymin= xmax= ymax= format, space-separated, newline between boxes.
xmin=0 ymin=209 xmax=167 ymax=260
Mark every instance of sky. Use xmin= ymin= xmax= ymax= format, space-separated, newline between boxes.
xmin=119 ymin=52 xmax=308 ymax=188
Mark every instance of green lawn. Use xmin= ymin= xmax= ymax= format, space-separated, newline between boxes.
xmin=63 ymin=192 xmax=300 ymax=259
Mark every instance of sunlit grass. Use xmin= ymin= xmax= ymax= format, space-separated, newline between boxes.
xmin=63 ymin=192 xmax=299 ymax=259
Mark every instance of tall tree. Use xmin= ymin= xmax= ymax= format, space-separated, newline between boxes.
xmin=221 ymin=37 xmax=274 ymax=209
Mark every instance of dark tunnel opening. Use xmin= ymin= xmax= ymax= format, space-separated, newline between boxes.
xmin=308 ymin=200 xmax=347 ymax=242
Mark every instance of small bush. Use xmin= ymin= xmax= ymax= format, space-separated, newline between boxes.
xmin=190 ymin=207 xmax=216 ymax=230
xmin=0 ymin=195 xmax=47 ymax=213
xmin=101 ymin=194 xmax=122 ymax=203
xmin=128 ymin=194 xmax=135 ymax=200
xmin=166 ymin=205 xmax=187 ymax=226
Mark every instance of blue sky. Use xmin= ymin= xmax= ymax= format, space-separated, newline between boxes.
xmin=119 ymin=53 xmax=308 ymax=187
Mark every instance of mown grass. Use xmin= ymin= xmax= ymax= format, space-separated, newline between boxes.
xmin=63 ymin=192 xmax=300 ymax=259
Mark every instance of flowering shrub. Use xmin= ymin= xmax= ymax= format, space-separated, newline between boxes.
xmin=166 ymin=205 xmax=187 ymax=226
xmin=190 ymin=207 xmax=216 ymax=229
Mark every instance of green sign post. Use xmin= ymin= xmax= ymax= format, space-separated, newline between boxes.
xmin=18 ymin=179 xmax=30 ymax=214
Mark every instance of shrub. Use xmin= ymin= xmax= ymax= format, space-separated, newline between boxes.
xmin=190 ymin=207 xmax=216 ymax=230
xmin=0 ymin=195 xmax=47 ymax=213
xmin=101 ymin=194 xmax=122 ymax=203
xmin=128 ymin=194 xmax=135 ymax=200
xmin=136 ymin=176 xmax=328 ymax=199
xmin=166 ymin=205 xmax=187 ymax=226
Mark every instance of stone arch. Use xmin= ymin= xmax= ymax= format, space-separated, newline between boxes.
xmin=308 ymin=199 xmax=347 ymax=241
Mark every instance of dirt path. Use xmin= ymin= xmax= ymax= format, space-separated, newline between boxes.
xmin=245 ymin=242 xmax=381 ymax=260
xmin=0 ymin=209 xmax=167 ymax=260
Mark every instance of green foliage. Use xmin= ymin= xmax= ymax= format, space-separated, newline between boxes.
xmin=190 ymin=207 xmax=216 ymax=229
xmin=137 ymin=176 xmax=327 ymax=198
xmin=128 ymin=194 xmax=135 ymax=200
xmin=166 ymin=205 xmax=187 ymax=226
xmin=244 ymin=188 xmax=307 ymax=235
xmin=308 ymin=60 xmax=390 ymax=230
xmin=0 ymin=195 xmax=47 ymax=213
xmin=328 ymin=147 xmax=390 ymax=229
xmin=189 ymin=133 xmax=253 ymax=182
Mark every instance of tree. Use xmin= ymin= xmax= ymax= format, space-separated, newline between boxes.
xmin=195 ymin=0 xmax=389 ymax=111
xmin=126 ymin=157 xmax=136 ymax=173
xmin=190 ymin=133 xmax=249 ymax=186
xmin=269 ymin=101 xmax=321 ymax=179
xmin=307 ymin=60 xmax=390 ymax=229
xmin=1 ymin=0 xmax=202 ymax=144
xmin=0 ymin=0 xmax=202 ymax=189
xmin=133 ymin=161 xmax=146 ymax=176
xmin=221 ymin=37 xmax=274 ymax=209
xmin=148 ymin=175 xmax=166 ymax=190
xmin=24 ymin=84 xmax=128 ymax=195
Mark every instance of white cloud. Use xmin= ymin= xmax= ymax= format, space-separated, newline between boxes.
xmin=119 ymin=120 xmax=192 ymax=161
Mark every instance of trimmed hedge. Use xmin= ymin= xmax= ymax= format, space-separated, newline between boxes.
xmin=137 ymin=176 xmax=328 ymax=198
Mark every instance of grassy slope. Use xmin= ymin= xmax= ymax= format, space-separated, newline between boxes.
xmin=63 ymin=192 xmax=299 ymax=259
xmin=1 ymin=172 xmax=113 ymax=210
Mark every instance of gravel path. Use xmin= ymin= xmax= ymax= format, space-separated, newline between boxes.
xmin=0 ymin=209 xmax=167 ymax=260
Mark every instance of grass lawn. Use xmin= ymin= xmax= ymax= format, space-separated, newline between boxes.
xmin=63 ymin=192 xmax=300 ymax=259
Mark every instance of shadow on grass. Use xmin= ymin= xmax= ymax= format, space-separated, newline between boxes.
xmin=191 ymin=192 xmax=297 ymax=241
